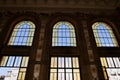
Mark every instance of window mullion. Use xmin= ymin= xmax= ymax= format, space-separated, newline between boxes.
xmin=64 ymin=57 xmax=66 ymax=80
xmin=71 ymin=57 xmax=74 ymax=80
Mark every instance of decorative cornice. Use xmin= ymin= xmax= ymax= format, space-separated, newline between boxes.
xmin=0 ymin=0 xmax=119 ymax=10
xmin=0 ymin=9 xmax=119 ymax=19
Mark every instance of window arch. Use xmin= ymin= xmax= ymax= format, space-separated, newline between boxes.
xmin=92 ymin=22 xmax=119 ymax=47
xmin=8 ymin=21 xmax=35 ymax=46
xmin=52 ymin=21 xmax=76 ymax=46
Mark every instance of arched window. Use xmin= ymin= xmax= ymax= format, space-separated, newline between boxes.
xmin=8 ymin=21 xmax=35 ymax=46
xmin=92 ymin=22 xmax=118 ymax=47
xmin=52 ymin=21 xmax=76 ymax=46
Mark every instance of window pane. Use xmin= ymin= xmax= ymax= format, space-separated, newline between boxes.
xmin=58 ymin=69 xmax=65 ymax=80
xmin=0 ymin=56 xmax=8 ymax=66
xmin=100 ymin=57 xmax=120 ymax=80
xmin=18 ymin=68 xmax=26 ymax=80
xmin=58 ymin=57 xmax=64 ymax=68
xmin=21 ymin=57 xmax=29 ymax=67
xmin=50 ymin=57 xmax=81 ymax=80
xmin=113 ymin=58 xmax=120 ymax=67
xmin=14 ymin=57 xmax=22 ymax=67
xmin=52 ymin=21 xmax=76 ymax=46
xmin=65 ymin=57 xmax=72 ymax=68
xmin=0 ymin=67 xmax=19 ymax=80
xmin=73 ymin=57 xmax=79 ymax=68
xmin=106 ymin=58 xmax=115 ymax=67
xmin=100 ymin=57 xmax=108 ymax=67
xmin=92 ymin=22 xmax=119 ymax=47
xmin=8 ymin=21 xmax=35 ymax=46
xmin=50 ymin=69 xmax=57 ymax=80
xmin=51 ymin=57 xmax=57 ymax=67
xmin=7 ymin=56 xmax=15 ymax=66
xmin=73 ymin=69 xmax=81 ymax=80
xmin=0 ymin=56 xmax=29 ymax=80
xmin=66 ymin=69 xmax=72 ymax=80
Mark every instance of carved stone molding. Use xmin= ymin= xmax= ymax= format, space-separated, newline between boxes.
xmin=0 ymin=0 xmax=119 ymax=13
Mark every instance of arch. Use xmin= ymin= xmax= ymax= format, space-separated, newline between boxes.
xmin=8 ymin=21 xmax=35 ymax=46
xmin=92 ymin=22 xmax=119 ymax=47
xmin=52 ymin=21 xmax=76 ymax=46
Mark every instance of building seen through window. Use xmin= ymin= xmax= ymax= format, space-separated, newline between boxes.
xmin=0 ymin=56 xmax=29 ymax=80
xmin=100 ymin=57 xmax=120 ymax=80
